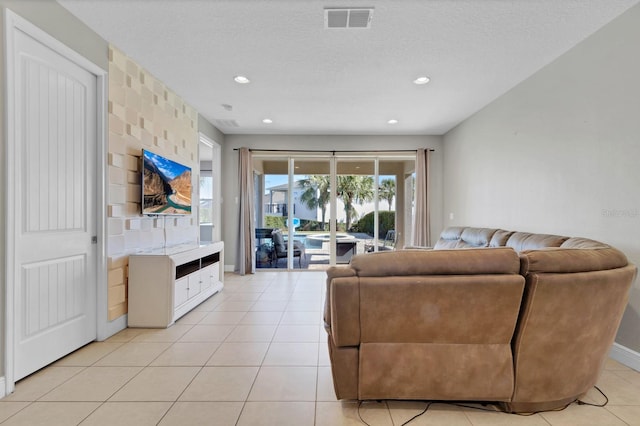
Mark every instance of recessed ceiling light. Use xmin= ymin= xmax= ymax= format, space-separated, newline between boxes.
xmin=413 ymin=76 xmax=430 ymax=85
xmin=234 ymin=75 xmax=250 ymax=84
xmin=387 ymin=119 xmax=399 ymax=124
xmin=262 ymin=118 xmax=273 ymax=124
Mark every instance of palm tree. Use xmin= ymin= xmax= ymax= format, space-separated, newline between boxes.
xmin=379 ymin=178 xmax=396 ymax=211
xmin=336 ymin=175 xmax=374 ymax=230
xmin=298 ymin=175 xmax=330 ymax=230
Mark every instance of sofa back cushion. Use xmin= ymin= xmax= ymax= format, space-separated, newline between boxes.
xmin=359 ymin=274 xmax=524 ymax=344
xmin=433 ymin=226 xmax=465 ymax=249
xmin=519 ymin=247 xmax=629 ymax=274
xmin=560 ymin=237 xmax=610 ymax=249
xmin=350 ymin=247 xmax=521 ymax=277
xmin=459 ymin=227 xmax=497 ymax=247
xmin=505 ymin=232 xmax=568 ymax=251
xmin=436 ymin=227 xmax=619 ymax=252
xmin=433 ymin=227 xmax=498 ymax=249
xmin=489 ymin=229 xmax=514 ymax=247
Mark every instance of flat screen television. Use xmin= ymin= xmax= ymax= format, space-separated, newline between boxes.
xmin=142 ymin=149 xmax=192 ymax=215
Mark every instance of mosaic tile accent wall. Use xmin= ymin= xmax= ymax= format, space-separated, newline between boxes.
xmin=107 ymin=45 xmax=199 ymax=321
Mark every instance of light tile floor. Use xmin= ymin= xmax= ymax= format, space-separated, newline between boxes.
xmin=1 ymin=271 xmax=639 ymax=425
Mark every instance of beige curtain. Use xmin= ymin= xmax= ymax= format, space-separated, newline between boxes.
xmin=412 ymin=148 xmax=431 ymax=247
xmin=236 ymin=148 xmax=255 ymax=275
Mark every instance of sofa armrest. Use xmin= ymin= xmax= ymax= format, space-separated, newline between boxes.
xmin=326 ymin=266 xmax=357 ymax=280
xmin=324 ymin=267 xmax=356 ymax=327
xmin=327 ymin=276 xmax=360 ymax=347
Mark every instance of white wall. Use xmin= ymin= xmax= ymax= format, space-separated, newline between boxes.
xmin=0 ymin=0 xmax=107 ymax=69
xmin=198 ymin=114 xmax=225 ymax=145
xmin=443 ymin=3 xmax=640 ymax=352
xmin=223 ymin=135 xmax=443 ymax=270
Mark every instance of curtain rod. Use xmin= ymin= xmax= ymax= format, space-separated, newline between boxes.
xmin=233 ymin=148 xmax=434 ymax=152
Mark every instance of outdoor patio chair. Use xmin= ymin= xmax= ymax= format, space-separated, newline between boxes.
xmin=271 ymin=229 xmax=305 ymax=267
xmin=384 ymin=230 xmax=396 ymax=248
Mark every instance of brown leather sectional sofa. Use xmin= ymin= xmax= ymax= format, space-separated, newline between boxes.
xmin=324 ymin=226 xmax=637 ymax=413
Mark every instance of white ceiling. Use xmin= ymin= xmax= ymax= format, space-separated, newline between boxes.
xmin=58 ymin=0 xmax=639 ymax=136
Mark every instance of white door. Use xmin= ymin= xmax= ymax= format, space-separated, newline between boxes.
xmin=10 ymin=21 xmax=98 ymax=380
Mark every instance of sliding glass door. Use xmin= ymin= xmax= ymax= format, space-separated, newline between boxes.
xmin=292 ymin=158 xmax=331 ymax=269
xmin=253 ymin=152 xmax=415 ymax=270
xmin=334 ymin=158 xmax=375 ymax=262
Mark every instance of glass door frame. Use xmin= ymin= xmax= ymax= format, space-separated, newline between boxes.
xmin=253 ymin=151 xmax=415 ymax=270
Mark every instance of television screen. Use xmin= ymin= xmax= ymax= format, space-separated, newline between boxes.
xmin=142 ymin=149 xmax=192 ymax=215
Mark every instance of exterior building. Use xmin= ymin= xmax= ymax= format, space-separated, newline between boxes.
xmin=263 ymin=179 xmax=396 ymax=227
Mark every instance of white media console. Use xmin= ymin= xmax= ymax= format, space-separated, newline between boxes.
xmin=128 ymin=241 xmax=224 ymax=328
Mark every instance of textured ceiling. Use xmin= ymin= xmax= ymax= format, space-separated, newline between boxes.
xmin=58 ymin=0 xmax=639 ymax=136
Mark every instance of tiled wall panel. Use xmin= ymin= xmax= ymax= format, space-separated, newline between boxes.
xmin=107 ymin=45 xmax=199 ymax=321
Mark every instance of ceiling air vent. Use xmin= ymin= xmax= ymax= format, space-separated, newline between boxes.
xmin=325 ymin=8 xmax=374 ymax=29
xmin=213 ymin=119 xmax=239 ymax=128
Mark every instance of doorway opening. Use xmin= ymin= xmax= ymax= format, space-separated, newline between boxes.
xmin=199 ymin=134 xmax=221 ymax=242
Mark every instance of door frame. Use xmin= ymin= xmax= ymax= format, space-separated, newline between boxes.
xmin=199 ymin=133 xmax=222 ymax=242
xmin=253 ymin=152 xmax=413 ymax=269
xmin=3 ymin=9 xmax=108 ymax=395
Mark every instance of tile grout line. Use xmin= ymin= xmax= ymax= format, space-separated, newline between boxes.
xmin=233 ymin=275 xmax=279 ymax=425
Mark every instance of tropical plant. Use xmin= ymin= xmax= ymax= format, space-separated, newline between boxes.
xmin=297 ymin=175 xmax=331 ymax=230
xmin=336 ymin=175 xmax=374 ymax=230
xmin=299 ymin=219 xmax=323 ymax=231
xmin=379 ymin=178 xmax=396 ymax=211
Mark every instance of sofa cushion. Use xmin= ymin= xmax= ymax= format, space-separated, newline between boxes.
xmin=350 ymin=247 xmax=520 ymax=276
xmin=359 ymin=342 xmax=515 ymax=401
xmin=506 ymin=232 xmax=568 ymax=251
xmin=489 ymin=229 xmax=515 ymax=247
xmin=560 ymin=237 xmax=610 ymax=249
xmin=439 ymin=226 xmax=465 ymax=240
xmin=358 ymin=274 xmax=524 ymax=343
xmin=433 ymin=226 xmax=465 ymax=249
xmin=519 ymin=247 xmax=629 ymax=274
xmin=434 ymin=227 xmax=498 ymax=249
xmin=459 ymin=227 xmax=498 ymax=247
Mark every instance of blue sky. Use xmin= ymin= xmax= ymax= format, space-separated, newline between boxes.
xmin=265 ymin=174 xmax=394 ymax=190
xmin=144 ymin=150 xmax=190 ymax=180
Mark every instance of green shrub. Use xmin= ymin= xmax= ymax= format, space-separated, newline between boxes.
xmin=299 ymin=219 xmax=324 ymax=231
xmin=351 ymin=211 xmax=395 ymax=236
xmin=264 ymin=215 xmax=286 ymax=229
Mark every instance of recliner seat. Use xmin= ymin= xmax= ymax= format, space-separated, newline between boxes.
xmin=324 ymin=226 xmax=637 ymax=413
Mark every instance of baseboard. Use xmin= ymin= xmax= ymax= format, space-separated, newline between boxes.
xmin=609 ymin=342 xmax=640 ymax=372
xmin=97 ymin=314 xmax=127 ymax=341
xmin=0 ymin=376 xmax=6 ymax=398
xmin=224 ymin=264 xmax=235 ymax=272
